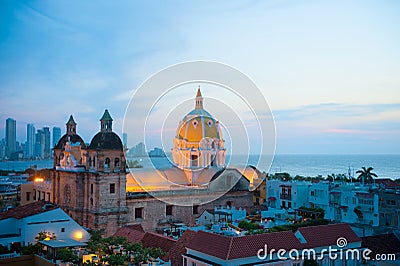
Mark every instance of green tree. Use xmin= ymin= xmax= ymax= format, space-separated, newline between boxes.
xmin=87 ymin=229 xmax=106 ymax=253
xmin=56 ymin=248 xmax=78 ymax=264
xmin=102 ymin=254 xmax=126 ymax=266
xmin=35 ymin=230 xmax=56 ymax=242
xmin=20 ymin=244 xmax=39 ymax=255
xmin=148 ymin=247 xmax=165 ymax=259
xmin=356 ymin=167 xmax=377 ymax=185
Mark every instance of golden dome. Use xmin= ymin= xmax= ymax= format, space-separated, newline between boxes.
xmin=177 ymin=114 xmax=221 ymax=143
xmin=175 ymin=88 xmax=222 ymax=144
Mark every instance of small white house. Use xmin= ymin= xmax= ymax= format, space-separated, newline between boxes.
xmin=0 ymin=201 xmax=89 ymax=251
xmin=196 ymin=206 xmax=247 ymax=225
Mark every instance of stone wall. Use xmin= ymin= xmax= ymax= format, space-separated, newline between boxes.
xmin=126 ymin=190 xmax=253 ymax=232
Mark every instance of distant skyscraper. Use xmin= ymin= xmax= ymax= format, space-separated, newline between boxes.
xmin=0 ymin=139 xmax=5 ymax=159
xmin=35 ymin=129 xmax=45 ymax=159
xmin=5 ymin=118 xmax=16 ymax=158
xmin=43 ymin=127 xmax=51 ymax=159
xmin=27 ymin=124 xmax=35 ymax=158
xmin=52 ymin=127 xmax=61 ymax=147
xmin=122 ymin=133 xmax=128 ymax=148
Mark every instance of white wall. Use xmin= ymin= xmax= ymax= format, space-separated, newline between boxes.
xmin=22 ymin=208 xmax=90 ymax=245
xmin=0 ymin=218 xmax=19 ymax=235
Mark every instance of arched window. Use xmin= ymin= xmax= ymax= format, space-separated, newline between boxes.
xmin=104 ymin=157 xmax=110 ymax=169
xmin=114 ymin=158 xmax=120 ymax=168
xmin=88 ymin=157 xmax=92 ymax=167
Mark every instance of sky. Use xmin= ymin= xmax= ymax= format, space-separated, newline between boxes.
xmin=0 ymin=0 xmax=399 ymax=154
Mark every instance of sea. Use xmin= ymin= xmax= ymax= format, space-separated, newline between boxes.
xmin=1 ymin=154 xmax=399 ymax=179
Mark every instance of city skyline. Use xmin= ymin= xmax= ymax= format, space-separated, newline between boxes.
xmin=0 ymin=1 xmax=399 ymax=154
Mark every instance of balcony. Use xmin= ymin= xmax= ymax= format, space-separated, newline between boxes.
xmin=280 ymin=193 xmax=292 ymax=200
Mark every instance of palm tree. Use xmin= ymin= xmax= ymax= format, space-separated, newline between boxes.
xmin=356 ymin=167 xmax=377 ymax=185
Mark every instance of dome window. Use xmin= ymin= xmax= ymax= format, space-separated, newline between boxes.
xmin=207 ymin=120 xmax=213 ymax=127
xmin=104 ymin=157 xmax=110 ymax=169
xmin=193 ymin=120 xmax=198 ymax=128
xmin=115 ymin=158 xmax=120 ymax=169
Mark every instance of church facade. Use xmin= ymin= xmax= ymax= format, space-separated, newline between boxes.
xmin=46 ymin=89 xmax=254 ymax=236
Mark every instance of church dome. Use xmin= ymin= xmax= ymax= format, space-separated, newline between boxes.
xmin=55 ymin=134 xmax=86 ymax=149
xmin=54 ymin=115 xmax=86 ymax=149
xmin=172 ymin=87 xmax=226 ymax=179
xmin=177 ymin=110 xmax=222 ymax=143
xmin=176 ymin=88 xmax=222 ymax=143
xmin=89 ymin=131 xmax=123 ymax=150
xmin=88 ymin=109 xmax=123 ymax=151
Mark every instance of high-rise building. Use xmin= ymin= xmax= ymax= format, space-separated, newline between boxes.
xmin=52 ymin=127 xmax=61 ymax=148
xmin=122 ymin=133 xmax=128 ymax=148
xmin=27 ymin=124 xmax=35 ymax=158
xmin=0 ymin=139 xmax=5 ymax=159
xmin=5 ymin=118 xmax=16 ymax=158
xmin=43 ymin=127 xmax=51 ymax=159
xmin=35 ymin=129 xmax=45 ymax=159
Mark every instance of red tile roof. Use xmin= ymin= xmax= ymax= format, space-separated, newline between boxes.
xmin=0 ymin=200 xmax=57 ymax=220
xmin=297 ymin=223 xmax=361 ymax=248
xmin=362 ymin=233 xmax=400 ymax=257
xmin=186 ymin=230 xmax=303 ymax=260
xmin=186 ymin=223 xmax=361 ymax=260
xmin=114 ymin=226 xmax=145 ymax=243
xmin=126 ymin=224 xmax=145 ymax=232
xmin=375 ymin=178 xmax=400 ymax=189
xmin=229 ymin=231 xmax=303 ymax=260
xmin=163 ymin=230 xmax=198 ymax=265
xmin=141 ymin=232 xmax=177 ymax=253
xmin=114 ymin=226 xmax=176 ymax=254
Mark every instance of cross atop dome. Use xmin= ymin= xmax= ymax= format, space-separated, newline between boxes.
xmin=195 ymin=86 xmax=203 ymax=109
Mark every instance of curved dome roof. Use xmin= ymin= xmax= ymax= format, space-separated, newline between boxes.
xmin=176 ymin=110 xmax=222 ymax=143
xmin=89 ymin=132 xmax=123 ymax=150
xmin=55 ymin=134 xmax=86 ymax=149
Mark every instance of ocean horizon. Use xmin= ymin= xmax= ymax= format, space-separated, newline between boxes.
xmin=1 ymin=154 xmax=399 ymax=179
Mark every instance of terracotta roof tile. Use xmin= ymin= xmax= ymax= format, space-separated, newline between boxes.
xmin=229 ymin=231 xmax=302 ymax=260
xmin=297 ymin=223 xmax=361 ymax=248
xmin=114 ymin=226 xmax=145 ymax=244
xmin=126 ymin=224 xmax=145 ymax=232
xmin=141 ymin=232 xmax=177 ymax=253
xmin=163 ymin=230 xmax=198 ymax=265
xmin=375 ymin=178 xmax=400 ymax=189
xmin=0 ymin=200 xmax=57 ymax=220
xmin=187 ymin=230 xmax=303 ymax=260
xmin=186 ymin=231 xmax=232 ymax=260
xmin=114 ymin=226 xmax=177 ymax=256
xmin=362 ymin=233 xmax=400 ymax=257
xmin=186 ymin=223 xmax=361 ymax=261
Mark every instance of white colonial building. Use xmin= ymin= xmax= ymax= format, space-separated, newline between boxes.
xmin=0 ymin=201 xmax=89 ymax=251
